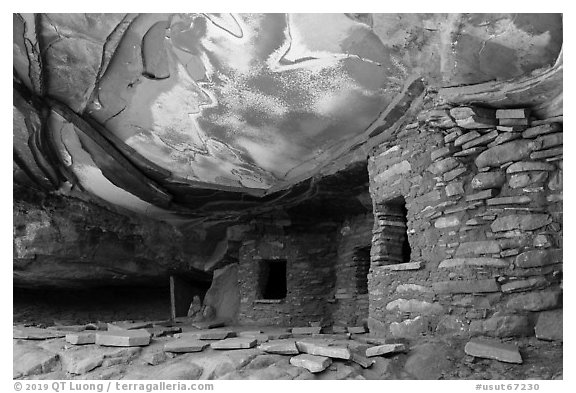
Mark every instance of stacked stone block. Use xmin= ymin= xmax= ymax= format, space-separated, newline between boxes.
xmin=367 ymin=105 xmax=562 ymax=341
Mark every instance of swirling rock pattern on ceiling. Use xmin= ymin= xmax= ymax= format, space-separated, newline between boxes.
xmin=13 ymin=13 xmax=562 ymax=218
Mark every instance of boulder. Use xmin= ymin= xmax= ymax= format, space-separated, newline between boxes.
xmin=202 ymin=263 xmax=240 ymax=322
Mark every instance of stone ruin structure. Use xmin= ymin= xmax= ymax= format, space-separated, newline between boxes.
xmin=13 ymin=13 xmax=563 ymax=380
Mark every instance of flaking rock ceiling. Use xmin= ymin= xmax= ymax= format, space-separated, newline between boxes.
xmin=13 ymin=13 xmax=563 ymax=219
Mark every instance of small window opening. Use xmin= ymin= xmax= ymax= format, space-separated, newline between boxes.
xmin=377 ymin=196 xmax=411 ymax=264
xmin=258 ymin=259 xmax=287 ymax=300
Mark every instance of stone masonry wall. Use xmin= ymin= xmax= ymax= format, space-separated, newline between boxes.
xmin=331 ymin=213 xmax=373 ymax=326
xmin=367 ymin=106 xmax=563 ymax=341
xmin=238 ymin=225 xmax=338 ymax=327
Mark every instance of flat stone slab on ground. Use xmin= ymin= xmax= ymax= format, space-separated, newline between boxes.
xmin=464 ymin=338 xmax=522 ymax=364
xmin=107 ymin=321 xmax=153 ymax=331
xmin=145 ymin=326 xmax=181 ymax=337
xmin=353 ymin=336 xmax=390 ymax=346
xmin=258 ymin=339 xmax=299 ymax=355
xmin=265 ymin=331 xmax=291 ymax=340
xmin=191 ymin=320 xmax=226 ymax=329
xmin=95 ymin=329 xmax=151 ymax=347
xmin=290 ymin=354 xmax=332 ymax=373
xmin=311 ymin=333 xmax=351 ymax=340
xmin=350 ymin=352 xmax=375 ymax=368
xmin=296 ymin=340 xmax=351 ymax=360
xmin=142 ymin=351 xmax=167 ymax=366
xmin=164 ymin=338 xmax=209 ymax=353
xmin=13 ymin=344 xmax=60 ymax=378
xmin=211 ymin=337 xmax=257 ymax=350
xmin=291 ymin=327 xmax=322 ymax=335
xmin=237 ymin=332 xmax=270 ymax=344
xmin=366 ymin=343 xmax=407 ymax=357
xmin=177 ymin=329 xmax=234 ymax=340
xmin=14 ymin=326 xmax=66 ymax=340
xmin=66 ymin=332 xmax=95 ymax=345
xmin=64 ymin=352 xmax=104 ymax=375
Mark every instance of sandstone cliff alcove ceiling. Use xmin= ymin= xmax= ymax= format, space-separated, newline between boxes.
xmin=13 ymin=13 xmax=563 ymax=219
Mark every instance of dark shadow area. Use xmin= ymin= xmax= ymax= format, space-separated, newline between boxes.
xmin=258 ymin=260 xmax=287 ymax=300
xmin=354 ymin=246 xmax=371 ymax=294
xmin=13 ymin=285 xmax=173 ymax=326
